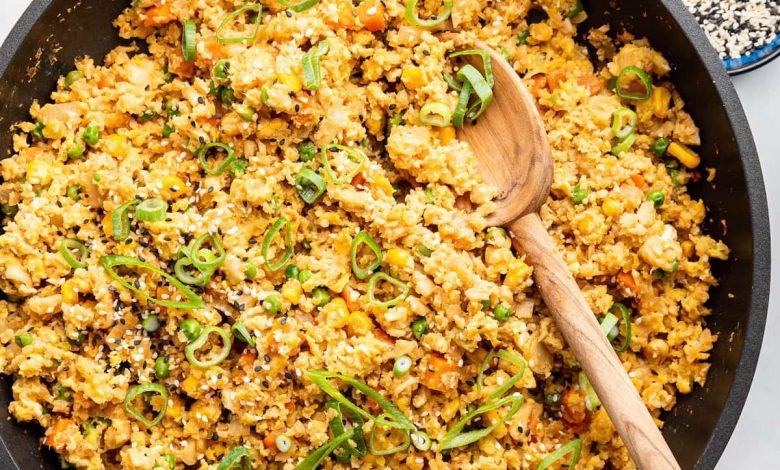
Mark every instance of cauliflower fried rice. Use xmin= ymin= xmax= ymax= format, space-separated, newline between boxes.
xmin=0 ymin=0 xmax=729 ymax=468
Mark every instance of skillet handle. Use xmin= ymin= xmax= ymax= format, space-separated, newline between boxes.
xmin=509 ymin=213 xmax=680 ymax=470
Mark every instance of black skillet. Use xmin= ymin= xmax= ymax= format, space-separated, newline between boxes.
xmin=0 ymin=0 xmax=770 ymax=468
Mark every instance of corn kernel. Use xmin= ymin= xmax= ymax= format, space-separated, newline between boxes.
xmin=105 ymin=134 xmax=129 ymax=158
xmin=257 ymin=118 xmax=288 ymax=138
xmin=324 ymin=298 xmax=349 ymax=329
xmin=281 ymin=281 xmax=303 ymax=305
xmin=681 ymin=240 xmax=694 ymax=258
xmin=401 ymin=66 xmax=425 ymax=90
xmin=101 ymin=213 xmax=114 ymax=238
xmin=485 ymin=409 xmax=508 ymax=438
xmin=504 ymin=259 xmax=532 ymax=289
xmin=43 ymin=120 xmax=66 ymax=140
xmin=602 ymin=198 xmax=621 ymax=217
xmin=191 ymin=399 xmax=220 ymax=424
xmin=528 ymin=23 xmax=553 ymax=44
xmin=347 ymin=311 xmax=372 ymax=336
xmin=181 ymin=374 xmax=199 ymax=395
xmin=61 ymin=280 xmax=79 ymax=305
xmin=366 ymin=114 xmax=384 ymax=136
xmin=165 ymin=396 xmax=184 ymax=419
xmin=277 ymin=73 xmax=302 ymax=93
xmin=439 ymin=126 xmax=457 ymax=145
xmin=652 ymin=87 xmax=672 ymax=118
xmin=374 ymin=175 xmax=394 ymax=196
xmin=668 ymin=142 xmax=700 ymax=169
xmin=577 ymin=213 xmax=595 ymax=235
xmin=386 ymin=248 xmax=414 ymax=271
xmin=160 ymin=175 xmax=188 ymax=200
xmin=676 ymin=377 xmax=692 ymax=394
xmin=26 ymin=160 xmax=53 ymax=186
xmin=441 ymin=398 xmax=460 ymax=422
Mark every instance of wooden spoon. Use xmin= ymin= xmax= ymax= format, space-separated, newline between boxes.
xmin=458 ymin=44 xmax=680 ymax=470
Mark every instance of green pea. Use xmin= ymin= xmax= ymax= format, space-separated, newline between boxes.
xmin=298 ymin=140 xmax=317 ymax=162
xmin=411 ymin=317 xmax=429 ymax=340
xmin=32 ymin=121 xmax=45 ymax=140
xmin=651 ymin=138 xmax=670 ymax=157
xmin=213 ymin=60 xmax=231 ymax=80
xmin=486 ymin=227 xmax=507 ymax=242
xmin=83 ymin=126 xmax=100 ymax=146
xmin=55 ymin=384 xmax=73 ymax=401
xmin=415 ymin=244 xmax=432 ymax=257
xmin=493 ymin=304 xmax=511 ymax=321
xmin=92 ymin=173 xmax=101 ymax=182
xmin=481 ymin=299 xmax=491 ymax=310
xmin=235 ymin=105 xmax=256 ymax=121
xmin=516 ymin=30 xmax=530 ymax=45
xmin=164 ymin=99 xmax=180 ymax=117
xmin=14 ymin=332 xmax=33 ymax=347
xmin=298 ymin=269 xmax=312 ymax=284
xmin=646 ymin=190 xmax=665 ymax=208
xmin=154 ymin=356 xmax=170 ymax=379
xmin=139 ymin=110 xmax=158 ymax=122
xmin=179 ymin=318 xmax=202 ymax=341
xmin=64 ymin=70 xmax=84 ymax=88
xmin=66 ymin=185 xmax=81 ymax=201
xmin=143 ymin=314 xmax=161 ymax=333
xmin=219 ymin=87 xmax=235 ymax=105
xmin=571 ymin=183 xmax=590 ymax=205
xmin=245 ymin=263 xmax=258 ymax=280
xmin=1 ymin=203 xmax=18 ymax=217
xmin=67 ymin=141 xmax=85 ymax=160
xmin=285 ymin=264 xmax=300 ymax=280
xmin=263 ymin=294 xmax=282 ymax=314
xmin=311 ymin=287 xmax=330 ymax=307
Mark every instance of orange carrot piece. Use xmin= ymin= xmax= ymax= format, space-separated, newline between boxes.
xmin=357 ymin=0 xmax=387 ymax=32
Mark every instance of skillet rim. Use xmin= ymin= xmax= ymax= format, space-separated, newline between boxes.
xmin=0 ymin=0 xmax=770 ymax=468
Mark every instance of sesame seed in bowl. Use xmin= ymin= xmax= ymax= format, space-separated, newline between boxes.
xmin=682 ymin=0 xmax=780 ymax=75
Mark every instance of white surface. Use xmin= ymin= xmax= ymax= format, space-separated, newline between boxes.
xmin=0 ymin=1 xmax=777 ymax=467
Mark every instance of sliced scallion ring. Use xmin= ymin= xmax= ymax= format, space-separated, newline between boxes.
xmin=368 ymin=414 xmax=411 ymax=455
xmin=456 ymin=64 xmax=493 ymax=123
xmin=476 ymin=349 xmax=527 ymax=399
xmin=609 ymin=302 xmax=632 ymax=352
xmin=293 ymin=430 xmax=354 ymax=470
xmin=393 ymin=355 xmax=413 ymax=377
xmin=231 ymin=321 xmax=256 ymax=347
xmin=449 ymin=49 xmax=494 ymax=88
xmin=182 ymin=20 xmax=197 ymax=62
xmin=579 ymin=371 xmax=601 ymax=411
xmin=615 ymin=66 xmax=653 ymax=101
xmin=216 ymin=4 xmax=262 ymax=44
xmin=439 ymin=394 xmax=524 ymax=450
xmin=262 ymin=217 xmax=294 ymax=271
xmin=599 ymin=312 xmax=620 ymax=341
xmin=610 ymin=132 xmax=635 ymax=155
xmin=419 ymin=103 xmax=452 ymax=127
xmin=321 ymin=144 xmax=367 ymax=185
xmin=611 ymin=107 xmax=638 ymax=140
xmin=111 ymin=199 xmax=140 ymax=241
xmin=60 ymin=238 xmax=89 ymax=269
xmin=325 ymin=399 xmax=367 ymax=463
xmin=410 ymin=430 xmax=432 ymax=451
xmin=302 ymin=40 xmax=330 ymax=90
xmin=277 ymin=0 xmax=320 ymax=12
xmin=135 ymin=198 xmax=168 ymax=222
xmin=197 ymin=142 xmax=237 ymax=176
xmin=350 ymin=231 xmax=382 ymax=280
xmin=216 ymin=445 xmax=252 ymax=470
xmin=185 ymin=326 xmax=232 ymax=368
xmin=404 ymin=0 xmax=453 ymax=27
xmin=367 ymin=272 xmax=409 ymax=308
xmin=275 ymin=434 xmax=293 ymax=453
xmin=190 ymin=233 xmax=226 ymax=272
xmin=295 ymin=168 xmax=326 ymax=204
xmin=100 ymin=255 xmax=205 ymax=309
xmin=123 ymin=383 xmax=168 ymax=427
xmin=536 ymin=438 xmax=583 ymax=470
xmin=174 ymin=257 xmax=211 ymax=286
xmin=452 ymin=80 xmax=473 ymax=129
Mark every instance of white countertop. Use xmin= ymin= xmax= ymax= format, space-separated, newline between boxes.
xmin=0 ymin=0 xmax=777 ymax=467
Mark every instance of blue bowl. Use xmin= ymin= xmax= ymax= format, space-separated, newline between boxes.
xmin=724 ymin=33 xmax=780 ymax=75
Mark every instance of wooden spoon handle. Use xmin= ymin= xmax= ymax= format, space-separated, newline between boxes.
xmin=509 ymin=213 xmax=680 ymax=470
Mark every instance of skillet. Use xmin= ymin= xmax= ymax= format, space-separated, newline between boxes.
xmin=0 ymin=0 xmax=770 ymax=468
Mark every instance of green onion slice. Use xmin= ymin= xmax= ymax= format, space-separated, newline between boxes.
xmin=262 ymin=217 xmax=294 ymax=271
xmin=444 ymin=74 xmax=462 ymax=92
xmin=536 ymin=438 xmax=583 ymax=470
xmin=419 ymin=102 xmax=452 ymax=127
xmin=439 ymin=393 xmax=524 ymax=450
xmin=293 ymin=430 xmax=354 ymax=470
xmin=184 ymin=325 xmax=232 ymax=368
xmin=277 ymin=0 xmax=320 ymax=12
xmin=190 ymin=233 xmax=226 ymax=272
xmin=476 ymin=349 xmax=527 ymax=400
xmin=452 ymin=80 xmax=473 ymax=129
xmin=325 ymin=399 xmax=367 ymax=463
xmin=197 ymin=142 xmax=237 ymax=176
xmin=615 ymin=66 xmax=653 ymax=101
xmin=610 ymin=132 xmax=636 ymax=155
xmin=564 ymin=0 xmax=584 ymax=19
xmin=456 ymin=64 xmax=493 ymax=123
xmin=304 ymin=370 xmax=416 ymax=430
xmin=123 ymin=383 xmax=168 ymax=427
xmin=321 ymin=144 xmax=367 ymax=185
xmin=111 ymin=199 xmax=139 ymax=241
xmin=216 ymin=446 xmax=252 ymax=470
xmin=295 ymin=168 xmax=326 ymax=204
xmin=368 ymin=414 xmax=411 ymax=455
xmin=135 ymin=198 xmax=168 ymax=222
xmin=599 ymin=312 xmax=619 ymax=341
xmin=410 ymin=430 xmax=432 ymax=451
xmin=579 ymin=371 xmax=601 ymax=411
xmin=449 ymin=49 xmax=494 ymax=88
xmin=216 ymin=4 xmax=262 ymax=44
xmin=182 ymin=20 xmax=197 ymax=62
xmin=404 ymin=0 xmax=453 ymax=27
xmin=174 ymin=257 xmax=211 ymax=286
xmin=231 ymin=321 xmax=256 ymax=347
xmin=302 ymin=40 xmax=329 ymax=91
xmin=611 ymin=107 xmax=638 ymax=140
xmin=609 ymin=302 xmax=632 ymax=352
xmin=350 ymin=231 xmax=382 ymax=280
xmin=393 ymin=355 xmax=413 ymax=377
xmin=100 ymin=255 xmax=205 ymax=309
xmin=367 ymin=272 xmax=410 ymax=308
xmin=60 ymin=238 xmax=89 ymax=269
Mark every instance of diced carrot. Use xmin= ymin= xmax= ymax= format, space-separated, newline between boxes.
xmin=372 ymin=327 xmax=395 ymax=345
xmin=561 ymin=388 xmax=590 ymax=434
xmin=351 ymin=172 xmax=366 ymax=187
xmin=528 ymin=74 xmax=548 ymax=98
xmin=546 ymin=70 xmax=566 ymax=91
xmin=629 ymin=174 xmax=647 ymax=189
xmin=420 ymin=353 xmax=458 ymax=393
xmin=203 ymin=36 xmax=225 ymax=63
xmin=357 ymin=0 xmax=386 ymax=32
xmin=237 ymin=351 xmax=256 ymax=373
xmin=45 ymin=418 xmax=76 ymax=450
xmin=328 ymin=0 xmax=357 ymax=28
xmin=144 ymin=4 xmax=176 ymax=28
xmin=263 ymin=432 xmax=278 ymax=452
xmin=577 ymin=75 xmax=604 ymax=95
xmin=341 ymin=285 xmax=361 ymax=311
xmin=616 ymin=270 xmax=638 ymax=295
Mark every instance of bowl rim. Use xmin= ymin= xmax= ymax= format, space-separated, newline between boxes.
xmin=724 ymin=34 xmax=780 ymax=76
xmin=0 ymin=0 xmax=771 ymax=469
